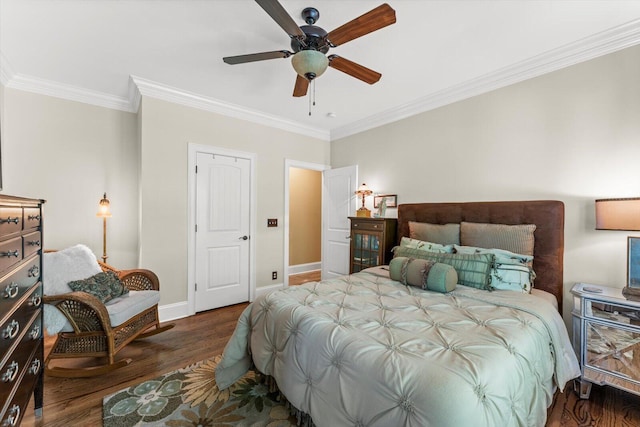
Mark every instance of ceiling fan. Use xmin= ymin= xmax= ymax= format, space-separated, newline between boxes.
xmin=223 ymin=0 xmax=396 ymax=98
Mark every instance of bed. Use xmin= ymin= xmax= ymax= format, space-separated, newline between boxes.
xmin=216 ymin=200 xmax=580 ymax=427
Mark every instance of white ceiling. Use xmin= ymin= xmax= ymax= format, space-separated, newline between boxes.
xmin=2 ymin=0 xmax=640 ymax=140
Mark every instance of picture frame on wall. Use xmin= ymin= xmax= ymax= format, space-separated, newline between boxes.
xmin=628 ymin=236 xmax=640 ymax=288
xmin=374 ymin=194 xmax=397 ymax=209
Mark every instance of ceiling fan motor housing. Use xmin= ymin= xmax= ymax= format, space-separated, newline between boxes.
xmin=291 ymin=25 xmax=329 ymax=54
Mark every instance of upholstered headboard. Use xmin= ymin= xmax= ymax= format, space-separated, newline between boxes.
xmin=397 ymin=200 xmax=565 ymax=308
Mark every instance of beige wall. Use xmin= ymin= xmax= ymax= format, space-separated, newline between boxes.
xmin=289 ymin=167 xmax=321 ymax=266
xmin=138 ymin=97 xmax=329 ymax=304
xmin=332 ymin=44 xmax=640 ymax=322
xmin=1 ymin=88 xmax=140 ymax=268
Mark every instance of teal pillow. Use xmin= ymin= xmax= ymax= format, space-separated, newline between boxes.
xmin=454 ymin=244 xmax=536 ymax=293
xmin=399 ymin=237 xmax=454 ymax=253
xmin=68 ymin=271 xmax=129 ymax=303
xmin=389 ymin=257 xmax=457 ymax=293
xmin=393 ymin=246 xmax=494 ymax=290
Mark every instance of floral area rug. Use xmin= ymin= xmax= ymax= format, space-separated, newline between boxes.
xmin=102 ymin=355 xmax=298 ymax=426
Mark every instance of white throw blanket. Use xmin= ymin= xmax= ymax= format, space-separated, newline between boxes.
xmin=43 ymin=244 xmax=103 ymax=335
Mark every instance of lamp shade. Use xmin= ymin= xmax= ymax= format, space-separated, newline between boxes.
xmin=291 ymin=50 xmax=328 ymax=80
xmin=97 ymin=192 xmax=112 ymax=218
xmin=595 ymin=198 xmax=640 ymax=231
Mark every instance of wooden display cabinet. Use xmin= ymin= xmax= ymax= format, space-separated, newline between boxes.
xmin=349 ymin=217 xmax=397 ymax=274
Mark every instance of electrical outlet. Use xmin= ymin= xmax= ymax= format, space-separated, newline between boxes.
xmin=272 ymin=271 xmax=277 ymax=280
xmin=267 ymin=218 xmax=278 ymax=227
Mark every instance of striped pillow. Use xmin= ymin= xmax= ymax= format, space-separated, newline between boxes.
xmin=460 ymin=222 xmax=536 ymax=256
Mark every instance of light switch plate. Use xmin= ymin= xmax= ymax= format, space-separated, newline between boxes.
xmin=267 ymin=218 xmax=278 ymax=227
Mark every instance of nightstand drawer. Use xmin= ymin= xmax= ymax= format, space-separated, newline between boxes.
xmin=585 ymin=299 xmax=640 ymax=328
xmin=585 ymin=318 xmax=640 ymax=386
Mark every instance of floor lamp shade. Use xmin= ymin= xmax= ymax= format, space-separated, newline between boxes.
xmin=595 ymin=198 xmax=640 ymax=231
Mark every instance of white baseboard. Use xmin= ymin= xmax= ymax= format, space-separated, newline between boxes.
xmin=158 ymin=301 xmax=190 ymax=323
xmin=159 ymin=284 xmax=283 ymax=322
xmin=288 ymin=262 xmax=321 ymax=276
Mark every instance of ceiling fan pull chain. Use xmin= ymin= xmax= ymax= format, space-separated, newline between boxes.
xmin=313 ymin=79 xmax=317 ymax=107
xmin=308 ymin=87 xmax=312 ymax=116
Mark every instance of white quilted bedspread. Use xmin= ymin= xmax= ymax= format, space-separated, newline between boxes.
xmin=216 ymin=271 xmax=579 ymax=427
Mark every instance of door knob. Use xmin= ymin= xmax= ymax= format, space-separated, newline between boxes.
xmin=239 ymin=235 xmax=249 ymax=240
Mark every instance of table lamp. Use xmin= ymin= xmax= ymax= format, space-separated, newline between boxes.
xmin=595 ymin=197 xmax=640 ymax=300
xmin=355 ymin=183 xmax=373 ymax=218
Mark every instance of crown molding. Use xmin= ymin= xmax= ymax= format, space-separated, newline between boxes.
xmin=129 ymin=76 xmax=330 ymax=141
xmin=2 ymin=18 xmax=639 ymax=142
xmin=330 ymin=18 xmax=640 ymax=141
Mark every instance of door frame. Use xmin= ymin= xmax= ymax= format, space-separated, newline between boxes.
xmin=283 ymin=159 xmax=330 ymax=287
xmin=187 ymin=143 xmax=257 ymax=315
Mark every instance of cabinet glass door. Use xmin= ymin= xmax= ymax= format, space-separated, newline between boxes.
xmin=352 ymin=233 xmax=380 ymax=273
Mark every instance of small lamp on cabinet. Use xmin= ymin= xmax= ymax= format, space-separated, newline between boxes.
xmin=595 ymin=197 xmax=640 ymax=300
xmin=355 ymin=183 xmax=373 ymax=218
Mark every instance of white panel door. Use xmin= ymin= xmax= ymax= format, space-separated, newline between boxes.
xmin=195 ymin=152 xmax=250 ymax=311
xmin=322 ymin=165 xmax=357 ymax=280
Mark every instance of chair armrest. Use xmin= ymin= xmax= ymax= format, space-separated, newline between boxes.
xmin=97 ymin=260 xmax=160 ymax=291
xmin=43 ymin=291 xmax=112 ymax=333
xmin=119 ymin=269 xmax=160 ymax=291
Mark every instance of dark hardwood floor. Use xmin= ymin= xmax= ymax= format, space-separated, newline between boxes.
xmin=21 ymin=289 xmax=640 ymax=426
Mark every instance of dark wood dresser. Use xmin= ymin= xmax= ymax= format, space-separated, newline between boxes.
xmin=0 ymin=195 xmax=44 ymax=425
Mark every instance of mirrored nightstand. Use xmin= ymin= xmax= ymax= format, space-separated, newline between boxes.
xmin=571 ymin=282 xmax=640 ymax=399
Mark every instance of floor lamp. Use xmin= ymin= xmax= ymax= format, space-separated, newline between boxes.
xmin=97 ymin=192 xmax=112 ymax=263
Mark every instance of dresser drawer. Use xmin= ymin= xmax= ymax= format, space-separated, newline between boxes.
xmin=0 ymin=342 xmax=42 ymax=427
xmin=0 ymin=286 xmax=41 ymax=361
xmin=585 ymin=299 xmax=640 ymax=328
xmin=0 ymin=258 xmax=40 ymax=317
xmin=0 ymin=239 xmax=22 ymax=276
xmin=0 ymin=312 xmax=41 ymax=401
xmin=0 ymin=209 xmax=22 ymax=238
xmin=22 ymin=232 xmax=41 ymax=259
xmin=22 ymin=208 xmax=41 ymax=231
xmin=351 ymin=221 xmax=385 ymax=232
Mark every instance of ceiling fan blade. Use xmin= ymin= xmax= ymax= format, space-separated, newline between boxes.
xmin=255 ymin=0 xmax=305 ymax=38
xmin=327 ymin=3 xmax=396 ymax=47
xmin=223 ymin=50 xmax=292 ymax=65
xmin=293 ymin=75 xmax=309 ymax=97
xmin=328 ymin=55 xmax=381 ymax=84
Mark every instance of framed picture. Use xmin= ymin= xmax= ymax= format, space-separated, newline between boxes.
xmin=628 ymin=237 xmax=640 ymax=288
xmin=374 ymin=194 xmax=397 ymax=209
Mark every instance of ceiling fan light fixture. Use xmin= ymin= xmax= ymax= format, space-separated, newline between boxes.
xmin=291 ymin=50 xmax=328 ymax=81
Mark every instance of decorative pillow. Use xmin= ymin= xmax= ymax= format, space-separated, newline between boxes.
xmin=409 ymin=222 xmax=460 ymax=245
xmin=399 ymin=237 xmax=454 ymax=253
xmin=43 ymin=244 xmax=103 ymax=295
xmin=389 ymin=257 xmax=457 ymax=293
xmin=393 ymin=246 xmax=494 ymax=290
xmin=460 ymin=222 xmax=536 ymax=256
xmin=454 ymin=244 xmax=536 ymax=293
xmin=68 ymin=271 xmax=129 ymax=303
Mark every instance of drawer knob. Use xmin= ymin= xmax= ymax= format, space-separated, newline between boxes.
xmin=28 ymin=265 xmax=39 ymax=278
xmin=0 ymin=250 xmax=19 ymax=258
xmin=28 ymin=214 xmax=41 ymax=221
xmin=2 ymin=320 xmax=19 ymax=340
xmin=0 ymin=217 xmax=19 ymax=225
xmin=27 ymin=240 xmax=41 ymax=247
xmin=1 ymin=361 xmax=19 ymax=383
xmin=29 ymin=358 xmax=41 ymax=375
xmin=29 ymin=325 xmax=41 ymax=340
xmin=3 ymin=283 xmax=19 ymax=299
xmin=1 ymin=404 xmax=20 ymax=427
xmin=30 ymin=294 xmax=42 ymax=307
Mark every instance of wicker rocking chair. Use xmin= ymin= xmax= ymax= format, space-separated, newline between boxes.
xmin=43 ymin=259 xmax=174 ymax=378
